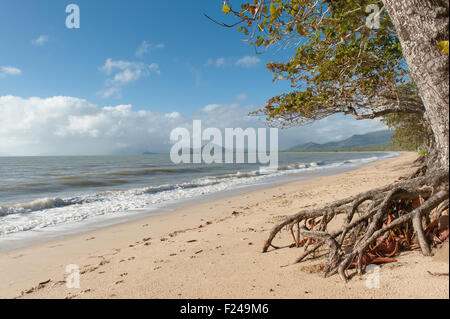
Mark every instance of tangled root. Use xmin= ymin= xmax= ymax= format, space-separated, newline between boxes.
xmin=262 ymin=169 xmax=449 ymax=282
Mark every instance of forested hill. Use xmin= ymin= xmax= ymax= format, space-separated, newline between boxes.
xmin=287 ymin=130 xmax=395 ymax=152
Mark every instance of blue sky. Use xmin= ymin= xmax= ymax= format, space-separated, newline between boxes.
xmin=1 ymin=0 xmax=292 ymax=111
xmin=0 ymin=0 xmax=385 ymax=156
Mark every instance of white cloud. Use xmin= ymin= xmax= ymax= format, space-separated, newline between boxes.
xmin=215 ymin=57 xmax=225 ymax=67
xmin=165 ymin=112 xmax=181 ymax=119
xmin=32 ymin=35 xmax=49 ymax=46
xmin=0 ymin=95 xmax=387 ymax=156
xmin=0 ymin=95 xmax=186 ymax=155
xmin=135 ymin=41 xmax=150 ymax=57
xmin=99 ymin=59 xmax=160 ymax=98
xmin=148 ymin=63 xmax=160 ymax=74
xmin=201 ymin=104 xmax=222 ymax=112
xmin=135 ymin=41 xmax=165 ymax=57
xmin=205 ymin=56 xmax=261 ymax=68
xmin=0 ymin=66 xmax=22 ymax=78
xmin=193 ymin=104 xmax=386 ymax=150
xmin=206 ymin=57 xmax=226 ymax=67
xmin=99 ymin=87 xmax=121 ymax=99
xmin=187 ymin=64 xmax=203 ymax=86
xmin=235 ymin=56 xmax=261 ymax=68
xmin=236 ymin=93 xmax=248 ymax=101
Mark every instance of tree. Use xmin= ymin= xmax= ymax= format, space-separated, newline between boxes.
xmin=381 ymin=83 xmax=430 ymax=151
xmin=382 ymin=112 xmax=429 ymax=151
xmin=383 ymin=0 xmax=449 ymax=169
xmin=214 ymin=0 xmax=449 ymax=281
xmin=217 ymin=0 xmax=422 ymax=124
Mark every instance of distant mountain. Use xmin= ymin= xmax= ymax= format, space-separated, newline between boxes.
xmin=188 ymin=143 xmax=246 ymax=154
xmin=142 ymin=151 xmax=160 ymax=155
xmin=288 ymin=130 xmax=394 ymax=152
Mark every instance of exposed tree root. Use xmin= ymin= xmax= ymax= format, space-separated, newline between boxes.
xmin=262 ymin=168 xmax=449 ymax=282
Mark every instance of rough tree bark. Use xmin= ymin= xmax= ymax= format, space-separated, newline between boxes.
xmin=383 ymin=0 xmax=449 ymax=170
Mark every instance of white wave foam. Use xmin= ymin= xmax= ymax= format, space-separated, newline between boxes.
xmin=0 ymin=154 xmax=393 ymax=236
xmin=0 ymin=197 xmax=79 ymax=216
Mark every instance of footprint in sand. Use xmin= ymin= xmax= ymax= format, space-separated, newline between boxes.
xmin=80 ymin=265 xmax=97 ymax=274
xmin=99 ymin=260 xmax=110 ymax=266
xmin=81 ymin=259 xmax=109 ymax=274
xmin=21 ymin=279 xmax=52 ymax=296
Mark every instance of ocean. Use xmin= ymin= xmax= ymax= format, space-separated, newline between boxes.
xmin=0 ymin=152 xmax=397 ymax=249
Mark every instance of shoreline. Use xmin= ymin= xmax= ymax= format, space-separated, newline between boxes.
xmin=1 ymin=152 xmax=448 ymax=299
xmin=0 ymin=152 xmax=397 ymax=253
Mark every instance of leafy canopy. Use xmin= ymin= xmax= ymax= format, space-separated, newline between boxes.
xmin=382 ymin=112 xmax=430 ymax=151
xmin=218 ymin=0 xmax=421 ymax=127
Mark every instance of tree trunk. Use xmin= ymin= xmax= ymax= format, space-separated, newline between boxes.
xmin=383 ymin=0 xmax=449 ymax=170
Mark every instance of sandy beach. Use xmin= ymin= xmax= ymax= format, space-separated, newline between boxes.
xmin=0 ymin=152 xmax=448 ymax=299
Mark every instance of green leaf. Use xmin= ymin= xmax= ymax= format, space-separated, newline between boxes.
xmin=270 ymin=3 xmax=276 ymax=15
xmin=438 ymin=41 xmax=449 ymax=54
xmin=222 ymin=4 xmax=231 ymax=14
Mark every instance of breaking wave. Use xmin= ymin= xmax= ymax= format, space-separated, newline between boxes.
xmin=0 ymin=153 xmax=396 ymax=236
